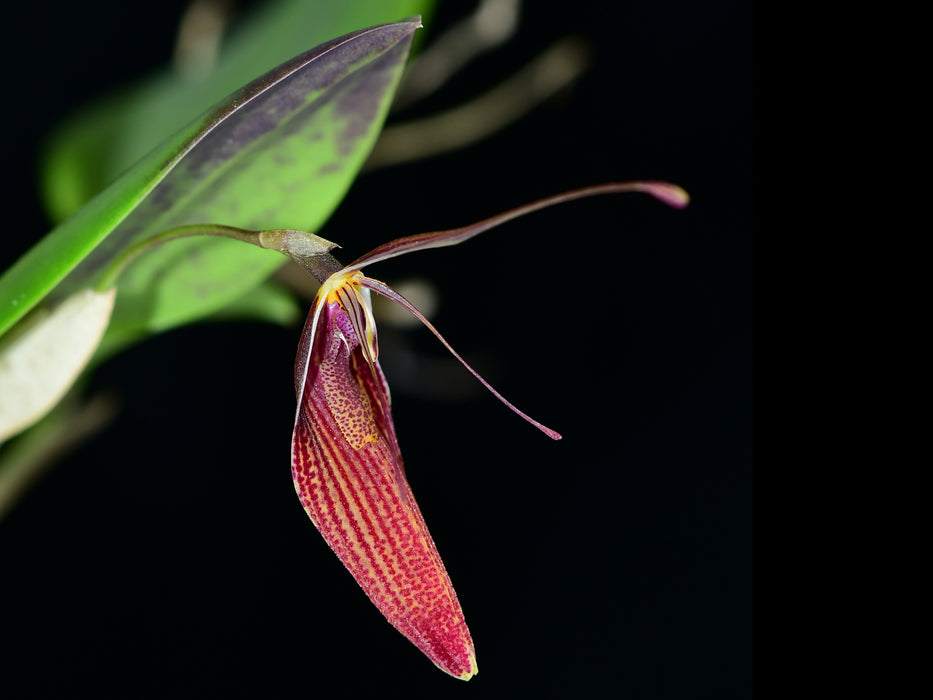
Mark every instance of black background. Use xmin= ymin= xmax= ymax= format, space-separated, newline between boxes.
xmin=2 ymin=2 xmax=752 ymax=697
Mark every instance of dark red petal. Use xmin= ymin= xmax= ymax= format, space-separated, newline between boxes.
xmin=291 ymin=300 xmax=477 ymax=679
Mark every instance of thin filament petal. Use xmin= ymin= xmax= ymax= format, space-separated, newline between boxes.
xmin=359 ymin=275 xmax=562 ymax=440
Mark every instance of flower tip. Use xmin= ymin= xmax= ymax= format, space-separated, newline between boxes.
xmin=430 ymin=648 xmax=477 ymax=680
xmin=637 ymin=182 xmax=690 ymax=209
xmin=530 ymin=420 xmax=562 ymax=441
xmin=453 ymin=654 xmax=479 ymax=681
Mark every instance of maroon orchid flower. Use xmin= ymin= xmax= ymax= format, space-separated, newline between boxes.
xmin=288 ymin=182 xmax=688 ymax=679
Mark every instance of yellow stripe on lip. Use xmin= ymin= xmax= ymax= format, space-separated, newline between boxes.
xmin=320 ymin=271 xmax=379 ymax=366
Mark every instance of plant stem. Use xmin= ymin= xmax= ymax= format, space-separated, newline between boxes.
xmin=94 ymin=224 xmax=343 ymax=291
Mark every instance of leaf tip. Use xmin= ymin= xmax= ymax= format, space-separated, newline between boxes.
xmin=400 ymin=14 xmax=424 ymax=29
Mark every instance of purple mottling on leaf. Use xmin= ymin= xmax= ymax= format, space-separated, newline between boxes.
xmin=178 ymin=23 xmax=413 ymax=182
xmin=273 ymin=151 xmax=297 ymax=167
xmin=334 ymin=46 xmax=397 ymax=156
xmin=317 ymin=162 xmax=343 ymax=176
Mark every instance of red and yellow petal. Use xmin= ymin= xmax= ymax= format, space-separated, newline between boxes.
xmin=291 ymin=297 xmax=476 ymax=679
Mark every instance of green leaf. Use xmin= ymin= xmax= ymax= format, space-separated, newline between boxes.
xmin=0 ymin=18 xmax=421 ymax=340
xmin=92 ymin=279 xmax=302 ymax=366
xmin=208 ymin=279 xmax=303 ymax=326
xmin=41 ymin=0 xmax=436 ymax=222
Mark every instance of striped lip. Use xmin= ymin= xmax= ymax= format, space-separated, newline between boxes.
xmin=291 ymin=281 xmax=477 ymax=680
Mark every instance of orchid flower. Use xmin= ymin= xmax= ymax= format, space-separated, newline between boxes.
xmin=288 ymin=182 xmax=688 ymax=679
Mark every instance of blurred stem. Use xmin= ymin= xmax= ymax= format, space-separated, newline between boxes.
xmin=172 ymin=0 xmax=233 ymax=80
xmin=94 ymin=224 xmax=271 ymax=291
xmin=392 ymin=0 xmax=522 ymax=110
xmin=95 ymin=224 xmax=343 ymax=292
xmin=367 ymin=36 xmax=592 ymax=170
xmin=0 ymin=389 xmax=119 ymax=520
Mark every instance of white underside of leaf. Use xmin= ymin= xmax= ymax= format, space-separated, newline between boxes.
xmin=0 ymin=288 xmax=115 ymax=443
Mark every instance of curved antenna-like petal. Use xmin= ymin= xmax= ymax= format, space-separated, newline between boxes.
xmin=343 ymin=181 xmax=689 ymax=272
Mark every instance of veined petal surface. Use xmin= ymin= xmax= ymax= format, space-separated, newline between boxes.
xmin=291 ymin=294 xmax=476 ymax=679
